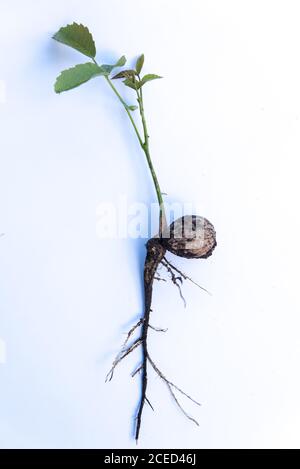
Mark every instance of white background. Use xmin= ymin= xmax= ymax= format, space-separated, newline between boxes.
xmin=1 ymin=0 xmax=300 ymax=449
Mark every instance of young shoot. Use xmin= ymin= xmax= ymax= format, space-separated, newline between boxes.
xmin=53 ymin=22 xmax=217 ymax=442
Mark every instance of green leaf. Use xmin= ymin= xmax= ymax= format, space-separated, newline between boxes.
xmin=53 ymin=23 xmax=96 ymax=58
xmin=123 ymin=78 xmax=136 ymax=90
xmin=100 ymin=64 xmax=115 ymax=75
xmin=123 ymin=73 xmax=161 ymax=91
xmin=135 ymin=54 xmax=144 ymax=74
xmin=141 ymin=74 xmax=162 ymax=85
xmin=115 ymin=55 xmax=126 ymax=67
xmin=127 ymin=105 xmax=138 ymax=111
xmin=123 ymin=78 xmax=142 ymax=90
xmin=54 ymin=63 xmax=104 ymax=93
xmin=100 ymin=56 xmax=127 ymax=76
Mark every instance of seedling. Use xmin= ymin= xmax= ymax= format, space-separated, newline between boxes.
xmin=53 ymin=23 xmax=217 ymax=442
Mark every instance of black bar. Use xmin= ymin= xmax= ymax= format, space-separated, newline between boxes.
xmin=0 ymin=447 xmax=294 ymax=466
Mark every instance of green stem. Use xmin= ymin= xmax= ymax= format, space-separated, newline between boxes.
xmin=93 ymin=58 xmax=143 ymax=147
xmin=104 ymin=76 xmax=144 ymax=148
xmin=95 ymin=57 xmax=166 ymax=236
xmin=136 ymin=82 xmax=167 ymax=236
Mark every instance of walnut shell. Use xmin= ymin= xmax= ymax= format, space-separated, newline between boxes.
xmin=162 ymin=215 xmax=217 ymax=259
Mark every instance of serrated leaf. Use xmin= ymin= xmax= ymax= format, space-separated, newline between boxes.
xmin=112 ymin=69 xmax=136 ymax=80
xmin=53 ymin=23 xmax=96 ymax=58
xmin=141 ymin=74 xmax=162 ymax=85
xmin=127 ymin=105 xmax=138 ymax=111
xmin=136 ymin=54 xmax=144 ymax=74
xmin=54 ymin=63 xmax=104 ymax=93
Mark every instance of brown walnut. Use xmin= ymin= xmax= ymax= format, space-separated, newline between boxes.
xmin=161 ymin=215 xmax=217 ymax=259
